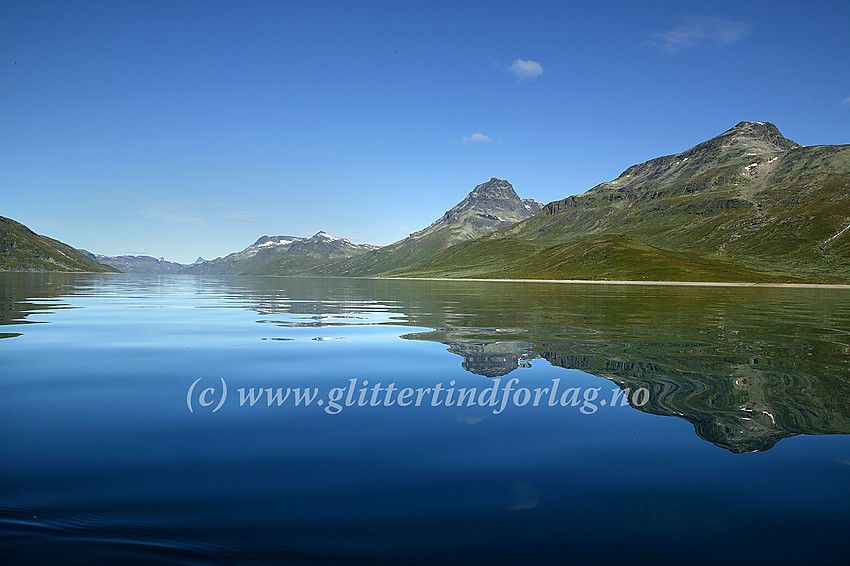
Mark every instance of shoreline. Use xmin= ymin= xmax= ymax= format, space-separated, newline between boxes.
xmin=370 ymin=276 xmax=850 ymax=289
xmin=4 ymin=271 xmax=849 ymax=289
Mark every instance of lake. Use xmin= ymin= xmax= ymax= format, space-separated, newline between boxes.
xmin=1 ymin=273 xmax=848 ymax=565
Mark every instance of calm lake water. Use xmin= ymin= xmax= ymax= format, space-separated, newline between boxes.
xmin=1 ymin=273 xmax=849 ymax=565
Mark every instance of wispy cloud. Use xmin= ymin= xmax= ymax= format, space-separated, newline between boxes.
xmin=842 ymin=97 xmax=850 ymax=106
xmin=507 ymin=58 xmax=543 ymax=80
xmin=139 ymin=203 xmax=201 ymax=224
xmin=643 ymin=17 xmax=749 ymax=53
xmin=459 ymin=132 xmax=494 ymax=144
xmin=225 ymin=209 xmax=259 ymax=224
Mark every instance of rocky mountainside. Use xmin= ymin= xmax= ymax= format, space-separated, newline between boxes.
xmin=81 ymin=252 xmax=186 ymax=273
xmin=316 ymin=178 xmax=542 ymax=276
xmin=182 ymin=231 xmax=378 ymax=275
xmin=541 ymin=121 xmax=803 ymax=215
xmin=0 ymin=216 xmax=119 ymax=273
xmin=403 ymin=122 xmax=850 ymax=283
xmin=414 ymin=178 xmax=542 ymax=241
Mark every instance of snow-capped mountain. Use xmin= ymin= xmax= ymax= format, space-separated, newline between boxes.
xmin=182 ymin=231 xmax=377 ymax=274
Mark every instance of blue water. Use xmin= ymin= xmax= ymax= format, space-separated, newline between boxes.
xmin=1 ymin=274 xmax=848 ymax=564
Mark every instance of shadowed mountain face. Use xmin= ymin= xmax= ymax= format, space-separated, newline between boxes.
xmin=405 ymin=122 xmax=850 ymax=283
xmin=0 ymin=216 xmax=119 ymax=273
xmin=316 ymin=178 xmax=542 ymax=276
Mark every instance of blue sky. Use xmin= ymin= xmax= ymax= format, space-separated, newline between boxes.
xmin=2 ymin=0 xmax=848 ymax=263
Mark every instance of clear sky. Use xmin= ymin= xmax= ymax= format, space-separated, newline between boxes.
xmin=2 ymin=0 xmax=848 ymax=263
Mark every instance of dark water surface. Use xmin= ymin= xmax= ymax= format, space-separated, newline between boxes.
xmin=1 ymin=273 xmax=849 ymax=565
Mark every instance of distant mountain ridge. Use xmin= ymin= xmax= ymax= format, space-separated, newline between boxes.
xmin=82 ymin=252 xmax=186 ymax=273
xmin=182 ymin=231 xmax=378 ymax=275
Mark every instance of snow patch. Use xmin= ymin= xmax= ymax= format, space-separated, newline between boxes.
xmin=257 ymin=239 xmax=291 ymax=247
xmin=823 ymin=221 xmax=850 ymax=246
xmin=312 ymin=231 xmax=341 ymax=241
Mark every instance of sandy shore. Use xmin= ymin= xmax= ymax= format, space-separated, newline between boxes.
xmin=373 ymin=276 xmax=850 ymax=289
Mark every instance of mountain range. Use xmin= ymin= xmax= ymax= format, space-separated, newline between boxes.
xmin=181 ymin=232 xmax=379 ymax=275
xmin=2 ymin=121 xmax=848 ymax=282
xmin=80 ymin=252 xmax=186 ymax=273
xmin=394 ymin=121 xmax=849 ymax=283
xmin=310 ymin=178 xmax=542 ymax=276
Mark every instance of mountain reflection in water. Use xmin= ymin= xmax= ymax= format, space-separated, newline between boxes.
xmin=2 ymin=273 xmax=849 ymax=454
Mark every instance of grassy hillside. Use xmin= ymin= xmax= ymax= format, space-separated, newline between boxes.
xmin=399 ymin=234 xmax=794 ymax=282
xmin=0 ymin=216 xmax=119 ymax=273
xmin=315 ymin=227 xmax=461 ymax=277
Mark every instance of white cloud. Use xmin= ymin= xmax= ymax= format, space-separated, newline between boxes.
xmin=508 ymin=58 xmax=543 ymax=80
xmin=842 ymin=97 xmax=850 ymax=106
xmin=460 ymin=132 xmax=494 ymax=144
xmin=643 ymin=17 xmax=749 ymax=53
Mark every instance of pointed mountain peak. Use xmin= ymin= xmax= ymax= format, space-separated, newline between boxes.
xmin=450 ymin=178 xmax=532 ymax=219
xmin=310 ymin=231 xmax=343 ymax=241
xmin=457 ymin=178 xmax=542 ymax=214
xmin=406 ymin=177 xmax=542 ymax=241
xmin=711 ymin=121 xmax=803 ymax=153
xmin=728 ymin=120 xmax=783 ymax=134
xmin=469 ymin=178 xmax=518 ymax=199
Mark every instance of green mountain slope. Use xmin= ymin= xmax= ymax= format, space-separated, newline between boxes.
xmin=400 ymin=122 xmax=850 ymax=283
xmin=0 ymin=216 xmax=119 ymax=273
